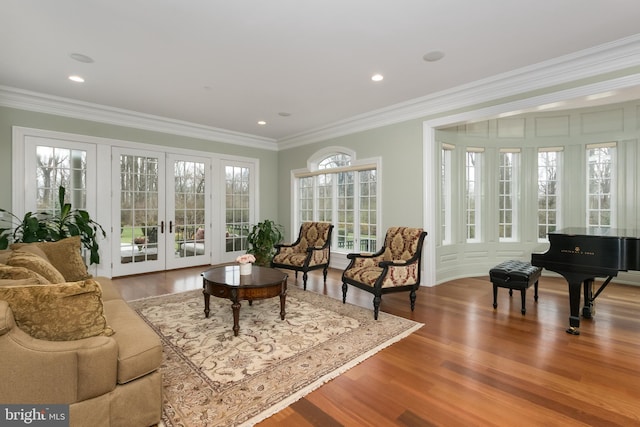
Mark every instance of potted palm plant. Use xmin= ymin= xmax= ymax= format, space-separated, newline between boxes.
xmin=246 ymin=219 xmax=284 ymax=266
xmin=0 ymin=186 xmax=106 ymax=264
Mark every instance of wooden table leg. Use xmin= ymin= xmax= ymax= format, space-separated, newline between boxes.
xmin=231 ymin=300 xmax=241 ymax=336
xmin=279 ymin=291 xmax=286 ymax=320
xmin=203 ymin=291 xmax=210 ymax=318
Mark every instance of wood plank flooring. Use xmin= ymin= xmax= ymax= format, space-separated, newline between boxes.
xmin=111 ymin=267 xmax=640 ymax=426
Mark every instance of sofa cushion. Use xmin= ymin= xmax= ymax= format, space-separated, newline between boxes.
xmin=7 ymin=250 xmax=66 ymax=284
xmin=11 ymin=236 xmax=91 ymax=282
xmin=103 ymin=299 xmax=163 ymax=384
xmin=0 ymin=264 xmax=50 ymax=284
xmin=0 ymin=279 xmax=114 ymax=341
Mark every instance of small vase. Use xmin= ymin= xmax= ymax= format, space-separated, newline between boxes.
xmin=239 ymin=263 xmax=252 ymax=275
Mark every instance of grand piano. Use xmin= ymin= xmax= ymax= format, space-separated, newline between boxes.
xmin=531 ymin=227 xmax=640 ymax=335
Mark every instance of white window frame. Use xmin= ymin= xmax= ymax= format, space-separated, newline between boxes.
xmin=465 ymin=148 xmax=483 ymax=243
xmin=586 ymin=142 xmax=616 ymax=229
xmin=440 ymin=143 xmax=454 ymax=245
xmin=498 ymin=148 xmax=520 ymax=242
xmin=292 ymin=147 xmax=381 ymax=264
xmin=537 ymin=147 xmax=563 ymax=241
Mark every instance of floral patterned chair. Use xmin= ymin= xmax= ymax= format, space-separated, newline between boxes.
xmin=342 ymin=227 xmax=428 ymax=319
xmin=271 ymin=222 xmax=334 ymax=290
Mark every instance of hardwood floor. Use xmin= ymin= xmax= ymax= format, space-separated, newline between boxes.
xmin=111 ymin=267 xmax=640 ymax=426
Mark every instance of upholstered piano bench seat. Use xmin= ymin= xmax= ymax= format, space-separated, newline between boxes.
xmin=490 ymin=260 xmax=542 ymax=315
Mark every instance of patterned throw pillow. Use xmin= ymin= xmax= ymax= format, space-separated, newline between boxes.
xmin=0 ymin=279 xmax=114 ymax=341
xmin=7 ymin=250 xmax=66 ymax=284
xmin=0 ymin=264 xmax=50 ymax=284
xmin=11 ymin=236 xmax=91 ymax=282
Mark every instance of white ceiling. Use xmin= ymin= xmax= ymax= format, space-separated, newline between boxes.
xmin=2 ymin=1 xmax=640 ymax=142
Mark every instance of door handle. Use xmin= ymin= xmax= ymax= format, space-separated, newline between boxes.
xmin=170 ymin=221 xmax=173 ymax=233
xmin=160 ymin=221 xmax=164 ymax=234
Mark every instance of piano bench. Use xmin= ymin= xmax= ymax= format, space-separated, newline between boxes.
xmin=490 ymin=260 xmax=542 ymax=315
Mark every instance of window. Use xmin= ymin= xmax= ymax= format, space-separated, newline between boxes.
xmin=498 ymin=149 xmax=519 ymax=241
xmin=586 ymin=143 xmax=615 ymax=229
xmin=440 ymin=143 xmax=453 ymax=245
xmin=225 ymin=165 xmax=250 ymax=252
xmin=35 ymin=145 xmax=88 ymax=214
xmin=466 ymin=149 xmax=483 ymax=242
xmin=295 ymin=150 xmax=379 ymax=253
xmin=537 ymin=148 xmax=561 ymax=240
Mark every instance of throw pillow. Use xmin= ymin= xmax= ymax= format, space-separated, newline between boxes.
xmin=0 ymin=250 xmax=11 ymax=264
xmin=0 ymin=279 xmax=114 ymax=341
xmin=6 ymin=244 xmax=50 ymax=263
xmin=0 ymin=265 xmax=50 ymax=284
xmin=7 ymin=250 xmax=66 ymax=284
xmin=11 ymin=236 xmax=91 ymax=282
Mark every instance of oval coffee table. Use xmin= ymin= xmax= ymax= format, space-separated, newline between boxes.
xmin=201 ymin=265 xmax=288 ymax=336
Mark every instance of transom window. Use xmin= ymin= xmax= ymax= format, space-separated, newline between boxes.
xmin=295 ymin=150 xmax=380 ymax=253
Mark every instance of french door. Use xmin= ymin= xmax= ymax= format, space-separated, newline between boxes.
xmin=166 ymin=154 xmax=211 ymax=270
xmin=111 ymin=148 xmax=211 ymax=276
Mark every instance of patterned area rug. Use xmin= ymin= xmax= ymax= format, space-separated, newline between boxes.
xmin=130 ymin=286 xmax=423 ymax=427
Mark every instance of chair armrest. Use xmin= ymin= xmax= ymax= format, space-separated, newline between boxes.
xmin=379 ymin=259 xmax=409 ymax=267
xmin=346 ymin=252 xmax=376 ymax=259
xmin=0 ymin=300 xmax=118 ymax=404
xmin=274 ymin=242 xmax=295 ymax=249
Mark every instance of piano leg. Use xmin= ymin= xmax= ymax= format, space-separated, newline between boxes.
xmin=567 ymin=280 xmax=582 ymax=335
xmin=582 ymin=279 xmax=595 ymax=319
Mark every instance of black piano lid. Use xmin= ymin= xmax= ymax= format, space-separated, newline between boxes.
xmin=550 ymin=227 xmax=640 ymax=239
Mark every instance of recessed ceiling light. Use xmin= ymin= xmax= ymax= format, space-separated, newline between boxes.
xmin=423 ymin=51 xmax=445 ymax=62
xmin=371 ymin=74 xmax=384 ymax=82
xmin=278 ymin=112 xmax=291 ymax=117
xmin=68 ymin=75 xmax=85 ymax=83
xmin=69 ymin=53 xmax=94 ymax=63
xmin=258 ymin=120 xmax=266 ymax=125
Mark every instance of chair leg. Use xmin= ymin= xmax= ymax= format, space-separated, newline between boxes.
xmin=492 ymin=284 xmax=498 ymax=309
xmin=373 ymin=295 xmax=381 ymax=320
xmin=410 ymin=289 xmax=417 ymax=311
xmin=322 ymin=266 xmax=328 ymax=284
xmin=534 ymin=280 xmax=539 ymax=302
xmin=520 ymin=290 xmax=527 ymax=315
xmin=341 ymin=283 xmax=348 ymax=303
xmin=302 ymin=271 xmax=308 ymax=290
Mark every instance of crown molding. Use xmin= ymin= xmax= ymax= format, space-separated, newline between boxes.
xmin=2 ymin=35 xmax=640 ymax=152
xmin=278 ymin=33 xmax=640 ymax=149
xmin=0 ymin=86 xmax=279 ymax=151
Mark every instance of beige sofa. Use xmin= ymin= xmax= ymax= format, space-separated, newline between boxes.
xmin=0 ymin=237 xmax=163 ymax=427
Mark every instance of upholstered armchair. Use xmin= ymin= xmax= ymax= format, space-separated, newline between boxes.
xmin=342 ymin=227 xmax=427 ymax=319
xmin=271 ymin=222 xmax=334 ymax=290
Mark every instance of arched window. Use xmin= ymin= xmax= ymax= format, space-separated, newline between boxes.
xmin=294 ymin=148 xmax=380 ymax=253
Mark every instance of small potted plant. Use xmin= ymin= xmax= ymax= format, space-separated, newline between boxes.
xmin=246 ymin=219 xmax=283 ymax=266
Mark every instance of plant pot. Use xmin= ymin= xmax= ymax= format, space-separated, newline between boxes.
xmin=239 ymin=263 xmax=252 ymax=275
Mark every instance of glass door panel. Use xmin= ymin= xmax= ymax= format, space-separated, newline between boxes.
xmin=166 ymin=155 xmax=210 ymax=270
xmin=112 ymin=148 xmax=165 ymax=276
xmin=224 ymin=165 xmax=250 ymax=257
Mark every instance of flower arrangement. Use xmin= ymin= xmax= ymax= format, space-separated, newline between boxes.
xmin=236 ymin=254 xmax=256 ymax=264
